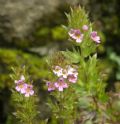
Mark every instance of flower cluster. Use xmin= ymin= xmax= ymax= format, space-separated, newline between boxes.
xmin=15 ymin=75 xmax=34 ymax=97
xmin=46 ymin=65 xmax=78 ymax=92
xmin=68 ymin=25 xmax=100 ymax=44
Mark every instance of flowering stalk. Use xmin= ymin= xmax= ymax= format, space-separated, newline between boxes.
xmin=65 ymin=7 xmax=109 ymax=123
xmin=45 ymin=56 xmax=79 ymax=123
xmin=10 ymin=67 xmax=38 ymax=124
xmin=45 ymin=7 xmax=109 ymax=124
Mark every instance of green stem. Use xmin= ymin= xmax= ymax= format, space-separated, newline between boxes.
xmin=59 ymin=92 xmax=64 ymax=124
xmin=92 ymin=95 xmax=98 ymax=111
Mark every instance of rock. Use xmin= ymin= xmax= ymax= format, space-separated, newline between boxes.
xmin=0 ymin=0 xmax=78 ymax=42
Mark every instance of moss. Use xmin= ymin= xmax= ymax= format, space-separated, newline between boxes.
xmin=51 ymin=26 xmax=67 ymax=40
xmin=0 ymin=48 xmax=48 ymax=89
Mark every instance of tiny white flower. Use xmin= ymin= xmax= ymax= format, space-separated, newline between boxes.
xmin=62 ymin=69 xmax=68 ymax=79
xmin=53 ymin=66 xmax=63 ymax=77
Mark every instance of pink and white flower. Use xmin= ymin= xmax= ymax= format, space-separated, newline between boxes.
xmin=55 ymin=78 xmax=68 ymax=91
xmin=15 ymin=83 xmax=27 ymax=94
xmin=14 ymin=75 xmax=25 ymax=84
xmin=53 ymin=66 xmax=63 ymax=77
xmin=68 ymin=29 xmax=75 ymax=37
xmin=14 ymin=75 xmax=34 ymax=97
xmin=61 ymin=69 xmax=68 ymax=78
xmin=68 ymin=29 xmax=84 ymax=43
xmin=68 ymin=74 xmax=77 ymax=83
xmin=90 ymin=31 xmax=100 ymax=43
xmin=66 ymin=65 xmax=78 ymax=83
xmin=46 ymin=82 xmax=56 ymax=91
xmin=82 ymin=25 xmax=89 ymax=31
xmin=24 ymin=84 xmax=34 ymax=97
xmin=48 ymin=65 xmax=79 ymax=92
xmin=67 ymin=65 xmax=78 ymax=76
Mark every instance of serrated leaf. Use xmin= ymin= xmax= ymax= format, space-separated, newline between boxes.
xmin=62 ymin=50 xmax=80 ymax=63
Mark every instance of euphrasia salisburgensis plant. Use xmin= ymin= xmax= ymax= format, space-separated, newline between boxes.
xmin=45 ymin=7 xmax=108 ymax=124
xmin=10 ymin=7 xmax=120 ymax=124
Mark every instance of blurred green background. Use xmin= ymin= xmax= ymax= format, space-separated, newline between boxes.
xmin=0 ymin=0 xmax=120 ymax=123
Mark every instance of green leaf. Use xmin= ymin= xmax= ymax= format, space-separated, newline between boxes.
xmin=61 ymin=48 xmax=80 ymax=63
